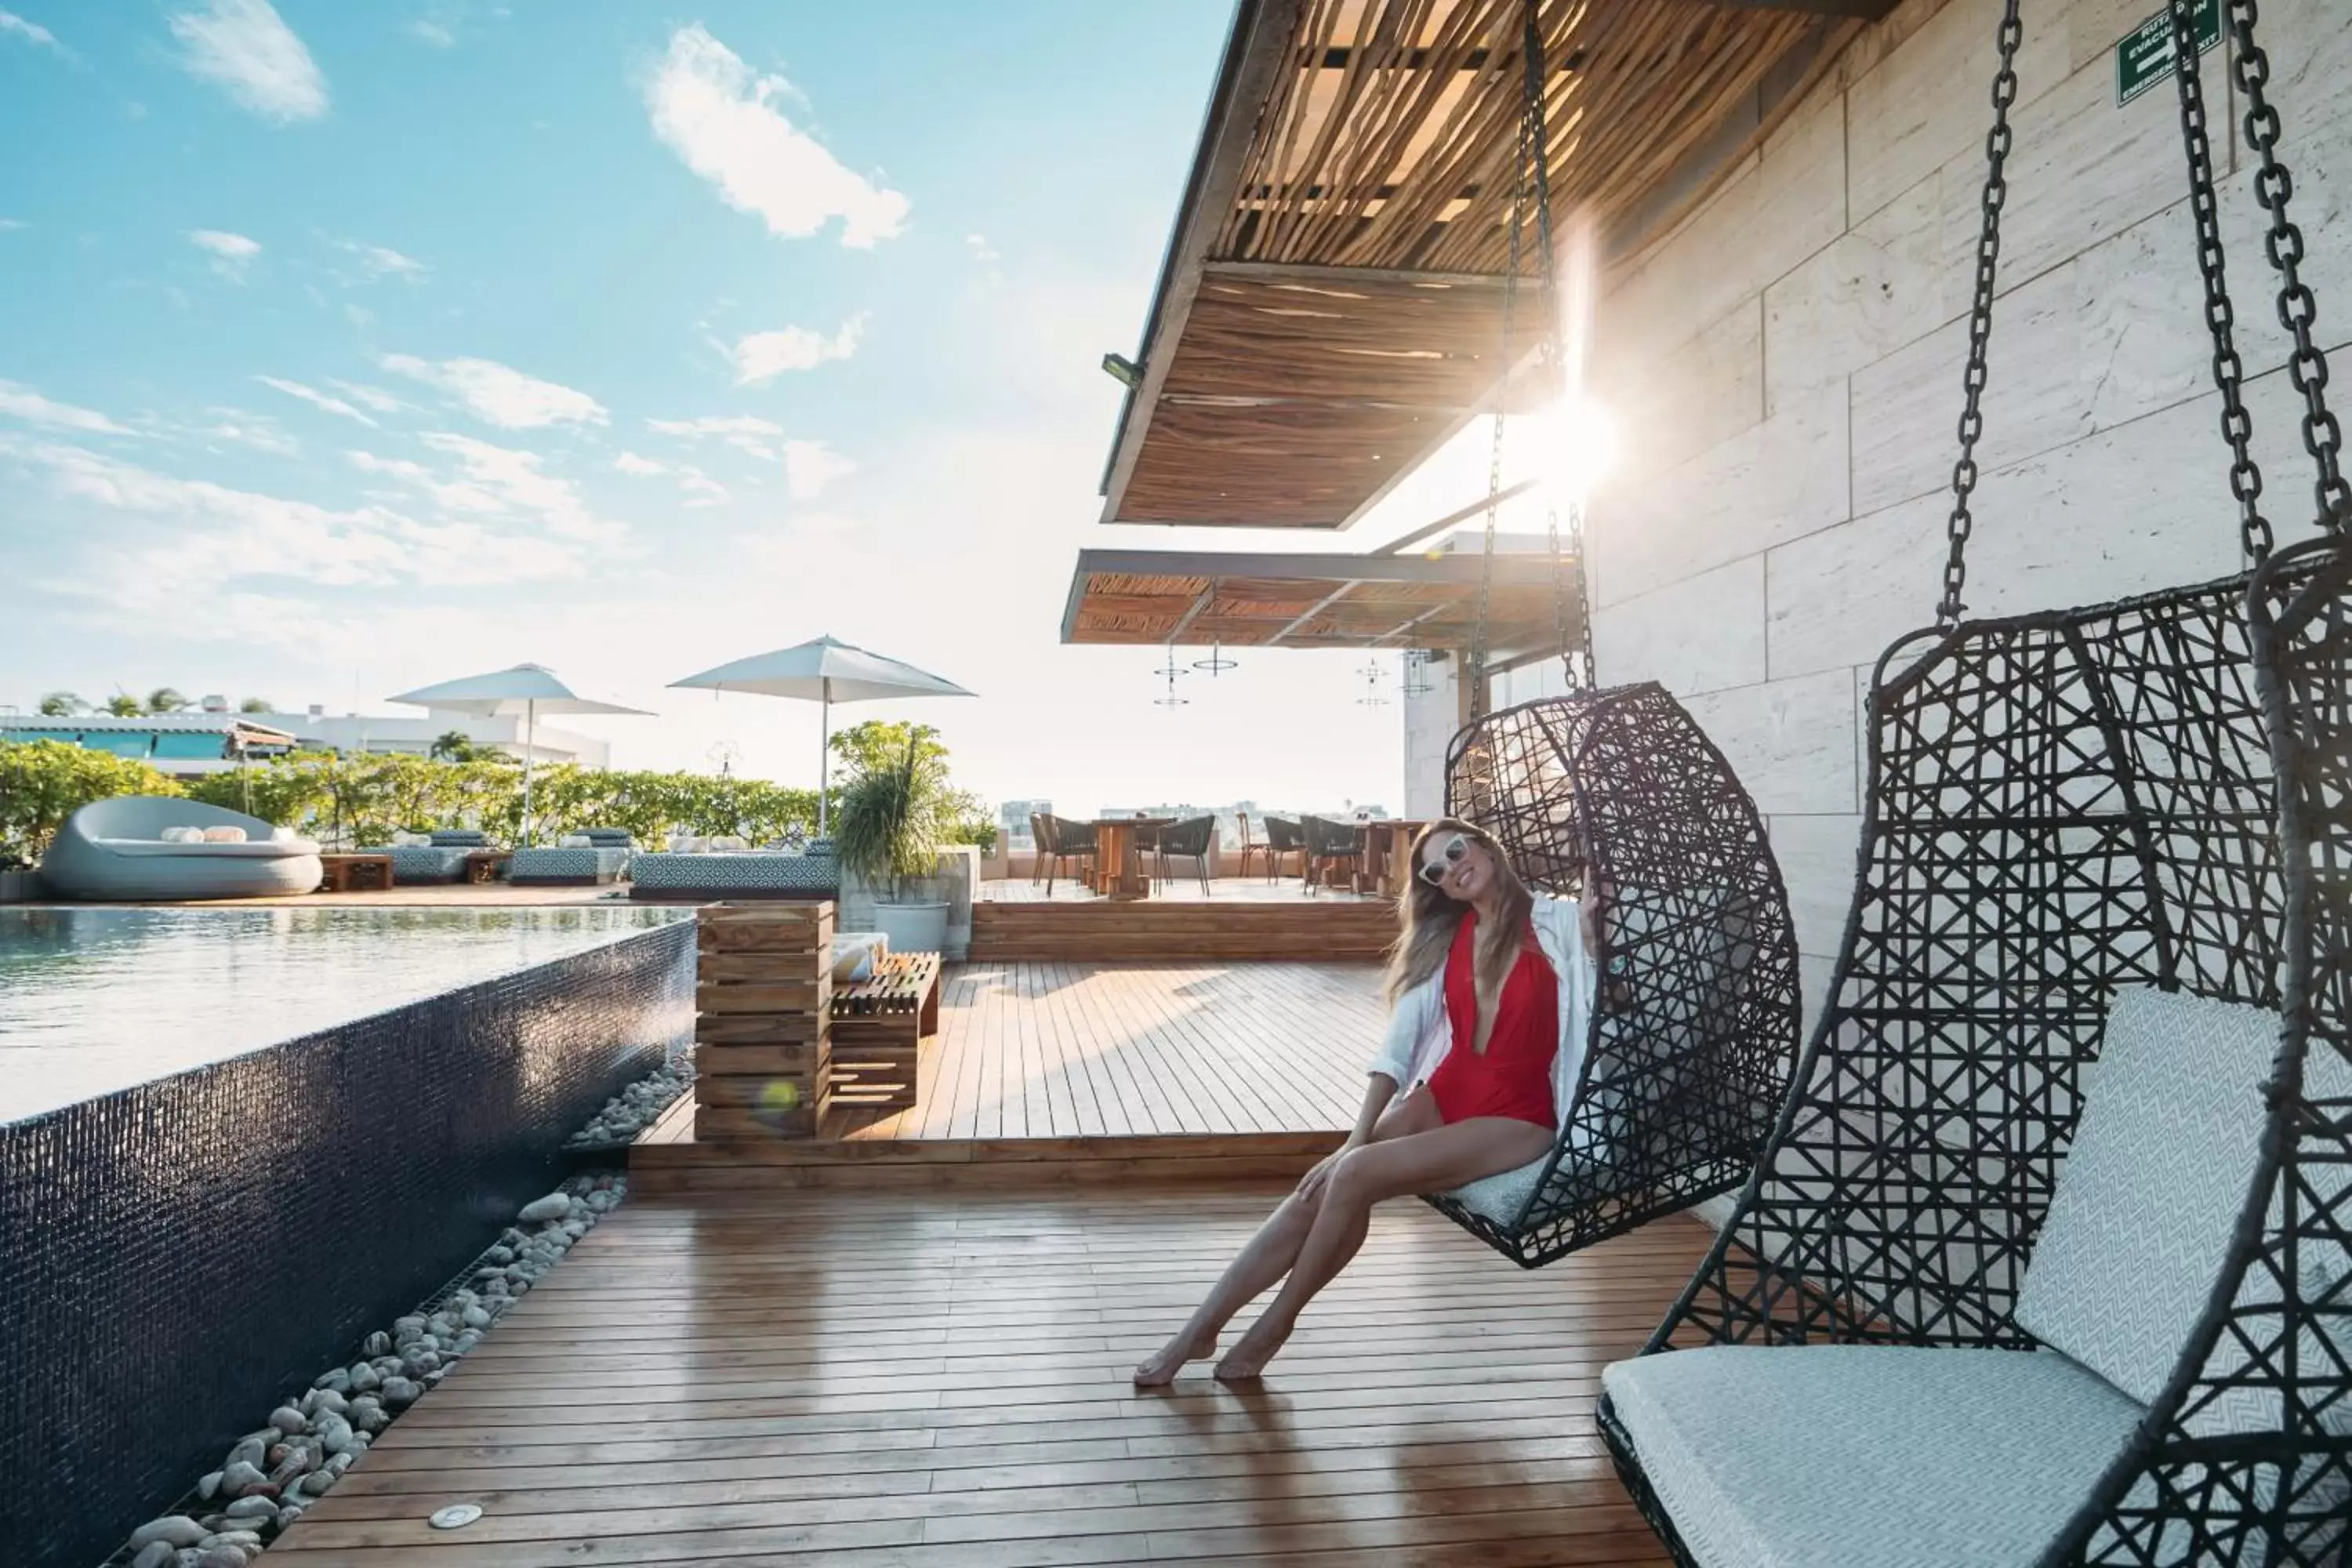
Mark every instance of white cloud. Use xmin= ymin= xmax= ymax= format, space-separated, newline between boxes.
xmin=781 ymin=438 xmax=853 ymax=500
xmin=187 ymin=228 xmax=262 ymax=281
xmin=330 ymin=380 xmax=408 ymax=415
xmin=0 ymin=378 xmax=135 ymax=435
xmin=730 ymin=314 xmax=865 ymax=386
xmin=0 ymin=10 xmax=61 ymax=52
xmin=193 ymin=408 xmax=299 ymax=456
xmin=647 ymin=415 xmax=784 ymax=440
xmin=966 ymin=233 xmax=998 ymax=263
xmin=382 ymin=354 xmax=608 ymax=429
xmin=408 ymin=19 xmax=454 ymax=47
xmin=612 ymin=448 xmax=728 ymax=508
xmin=415 ymin=431 xmax=621 ymax=543
xmin=0 ymin=219 xmax=27 ymax=230
xmin=168 ymin=0 xmax=328 ymax=124
xmin=257 ymin=375 xmax=376 ymax=427
xmin=642 ymin=25 xmax=909 ymax=249
xmin=331 ymin=238 xmax=427 ymax=282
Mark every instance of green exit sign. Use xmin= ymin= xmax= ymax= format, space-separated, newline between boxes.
xmin=2118 ymin=0 xmax=2221 ymax=107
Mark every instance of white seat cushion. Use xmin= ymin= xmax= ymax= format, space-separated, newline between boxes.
xmin=2015 ymin=986 xmax=2283 ymax=1406
xmin=1604 ymin=1345 xmax=2144 ymax=1568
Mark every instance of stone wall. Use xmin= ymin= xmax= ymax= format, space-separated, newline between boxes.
xmin=1568 ymin=0 xmax=2352 ymax=1023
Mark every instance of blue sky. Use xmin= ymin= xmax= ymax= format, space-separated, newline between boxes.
xmin=0 ymin=0 xmax=1428 ymax=815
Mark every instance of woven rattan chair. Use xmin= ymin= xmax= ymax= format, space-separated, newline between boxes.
xmin=1150 ymin=815 xmax=1217 ymax=895
xmin=1028 ymin=812 xmax=1048 ymax=886
xmin=1261 ymin=815 xmax=1304 ymax=883
xmin=1299 ymin=815 xmax=1363 ymax=895
xmin=1040 ymin=814 xmax=1096 ymax=897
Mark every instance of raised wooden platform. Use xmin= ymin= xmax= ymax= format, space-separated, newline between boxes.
xmin=970 ymin=902 xmax=1396 ymax=963
xmin=275 ymin=1184 xmax=1700 ymax=1566
xmin=634 ymin=960 xmax=1384 ymax=1191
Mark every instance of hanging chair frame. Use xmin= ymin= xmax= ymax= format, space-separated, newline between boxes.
xmin=1437 ymin=683 xmax=1804 ymax=1267
xmin=1600 ymin=0 xmax=2352 ymax=1559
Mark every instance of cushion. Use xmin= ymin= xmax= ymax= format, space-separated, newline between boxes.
xmin=2016 ymin=986 xmax=2283 ymax=1406
xmin=831 ymin=932 xmax=887 ymax=984
xmin=560 ymin=833 xmax=591 ymax=848
xmin=200 ymin=826 xmax=247 ymax=844
xmin=158 ymin=826 xmax=204 ymax=844
xmin=429 ymin=829 xmax=488 ymax=848
xmin=1603 ymin=1345 xmax=2145 ymax=1568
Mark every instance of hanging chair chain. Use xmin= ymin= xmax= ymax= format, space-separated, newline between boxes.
xmin=2225 ymin=0 xmax=2348 ymax=530
xmin=1936 ymin=0 xmax=2024 ymax=629
xmin=1470 ymin=23 xmax=1536 ymax=722
xmin=1519 ymin=0 xmax=1593 ymax=695
xmin=2171 ymin=0 xmax=2272 ymax=562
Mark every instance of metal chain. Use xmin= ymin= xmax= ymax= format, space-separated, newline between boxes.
xmin=1469 ymin=13 xmax=1534 ymax=721
xmin=1519 ymin=0 xmax=1593 ymax=692
xmin=1937 ymin=0 xmax=2024 ymax=628
xmin=2226 ymin=0 xmax=2349 ymax=531
xmin=2169 ymin=0 xmax=2272 ymax=562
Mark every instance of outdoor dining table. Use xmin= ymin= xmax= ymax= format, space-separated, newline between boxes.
xmin=1091 ymin=817 xmax=1175 ymax=901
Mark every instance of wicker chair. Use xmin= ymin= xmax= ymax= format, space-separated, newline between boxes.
xmin=1299 ymin=815 xmax=1364 ymax=895
xmin=1040 ymin=814 xmax=1096 ymax=896
xmin=1027 ymin=812 xmax=1049 ymax=886
xmin=1151 ymin=815 xmax=1217 ymax=895
xmin=1261 ymin=815 xmax=1305 ymax=883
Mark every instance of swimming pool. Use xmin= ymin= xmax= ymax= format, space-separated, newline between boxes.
xmin=0 ymin=906 xmax=688 ymax=1122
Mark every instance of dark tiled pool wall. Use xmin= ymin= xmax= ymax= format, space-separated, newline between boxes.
xmin=0 ymin=921 xmax=694 ymax=1568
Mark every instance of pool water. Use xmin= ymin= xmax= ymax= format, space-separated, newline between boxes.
xmin=0 ymin=906 xmax=688 ymax=1122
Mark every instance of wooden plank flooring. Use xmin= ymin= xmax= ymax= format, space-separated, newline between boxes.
xmin=826 ymin=960 xmax=1381 ymax=1142
xmin=274 ymin=1185 xmax=1700 ymax=1566
xmin=979 ymin=877 xmax=1381 ymax=904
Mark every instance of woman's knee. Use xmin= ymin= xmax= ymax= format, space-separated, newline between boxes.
xmin=1323 ymin=1147 xmax=1380 ymax=1205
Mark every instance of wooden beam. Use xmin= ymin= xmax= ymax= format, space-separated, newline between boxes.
xmin=1272 ymin=580 xmax=1362 ymax=644
xmin=1198 ymin=258 xmax=1512 ymax=292
xmin=1098 ymin=0 xmax=1303 ymax=524
xmin=1690 ymin=0 xmax=1896 ymax=18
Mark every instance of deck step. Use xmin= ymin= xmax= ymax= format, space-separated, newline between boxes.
xmin=968 ymin=898 xmax=1396 ymax=962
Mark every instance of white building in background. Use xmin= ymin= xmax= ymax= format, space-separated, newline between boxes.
xmin=241 ymin=701 xmax=611 ymax=768
xmin=0 ymin=713 xmax=297 ymax=778
xmin=999 ymin=799 xmax=1052 ymax=852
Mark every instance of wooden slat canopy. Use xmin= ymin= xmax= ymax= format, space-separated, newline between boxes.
xmin=1063 ymin=546 xmax=1578 ymax=656
xmin=1101 ymin=0 xmax=1886 ymax=529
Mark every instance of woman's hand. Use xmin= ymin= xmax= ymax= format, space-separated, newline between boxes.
xmin=1296 ymin=1138 xmax=1360 ymax=1203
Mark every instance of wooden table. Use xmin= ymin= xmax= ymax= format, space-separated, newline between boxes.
xmin=463 ymin=850 xmax=511 ymax=884
xmin=1364 ymin=819 xmax=1431 ymax=898
xmin=318 ymin=852 xmax=394 ymax=893
xmin=1090 ymin=817 xmax=1174 ymax=900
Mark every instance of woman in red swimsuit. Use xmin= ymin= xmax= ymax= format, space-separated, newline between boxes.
xmin=1136 ymin=818 xmax=1595 ymax=1385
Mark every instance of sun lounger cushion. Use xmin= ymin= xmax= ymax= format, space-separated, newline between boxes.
xmin=429 ymin=829 xmax=490 ymax=848
xmin=1602 ymin=1345 xmax=2144 ymax=1568
xmin=2015 ymin=987 xmax=2284 ymax=1406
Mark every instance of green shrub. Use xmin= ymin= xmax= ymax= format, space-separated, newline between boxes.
xmin=0 ymin=740 xmax=185 ymax=868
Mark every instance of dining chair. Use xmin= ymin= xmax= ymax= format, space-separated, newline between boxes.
xmin=1300 ymin=814 xmax=1365 ymax=895
xmin=1263 ymin=815 xmax=1305 ymax=885
xmin=1042 ymin=815 xmax=1098 ymax=896
xmin=1231 ymin=811 xmax=1271 ymax=880
xmin=1151 ymin=815 xmax=1218 ymax=896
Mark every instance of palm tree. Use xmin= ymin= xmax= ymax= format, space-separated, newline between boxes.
xmin=146 ymin=688 xmax=191 ymax=714
xmin=103 ymin=693 xmax=144 ymax=717
xmin=36 ymin=691 xmax=85 ymax=716
xmin=430 ymin=730 xmax=483 ymax=762
xmin=238 ymin=697 xmax=274 ymax=714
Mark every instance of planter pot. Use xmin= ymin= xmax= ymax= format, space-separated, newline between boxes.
xmin=871 ymin=901 xmax=950 ymax=956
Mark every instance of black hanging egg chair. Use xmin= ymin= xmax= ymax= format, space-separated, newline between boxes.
xmin=1599 ymin=3 xmax=2352 ymax=1563
xmin=1414 ymin=2 xmax=1803 ymax=1269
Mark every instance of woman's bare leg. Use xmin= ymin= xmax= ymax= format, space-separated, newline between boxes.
xmin=1212 ymin=1116 xmax=1552 ymax=1381
xmin=1132 ymin=1091 xmax=1440 ymax=1385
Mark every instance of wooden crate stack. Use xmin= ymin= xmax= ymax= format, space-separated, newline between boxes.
xmin=823 ymin=952 xmax=943 ymax=1113
xmin=694 ymin=902 xmax=833 ymax=1142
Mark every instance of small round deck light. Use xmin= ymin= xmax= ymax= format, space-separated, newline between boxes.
xmin=429 ymin=1504 xmax=484 ymax=1530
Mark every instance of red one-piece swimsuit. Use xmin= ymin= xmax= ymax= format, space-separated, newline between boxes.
xmin=1425 ymin=908 xmax=1559 ymax=1129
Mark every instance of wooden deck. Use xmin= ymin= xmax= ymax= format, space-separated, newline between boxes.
xmin=274 ymin=1184 xmax=1700 ymax=1566
xmin=979 ymin=877 xmax=1382 ymax=904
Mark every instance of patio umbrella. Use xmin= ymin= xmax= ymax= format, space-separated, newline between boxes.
xmin=387 ymin=663 xmax=652 ymax=846
xmin=668 ymin=636 xmax=975 ymax=835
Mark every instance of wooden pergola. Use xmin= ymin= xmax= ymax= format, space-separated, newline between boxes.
xmin=1062 ymin=546 xmax=1577 ymax=660
xmin=1098 ymin=0 xmax=1892 ymax=531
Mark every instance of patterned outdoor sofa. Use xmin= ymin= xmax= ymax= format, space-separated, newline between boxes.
xmin=509 ymin=828 xmax=634 ymax=886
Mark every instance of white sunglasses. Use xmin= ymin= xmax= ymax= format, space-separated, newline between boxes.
xmin=1418 ymin=833 xmax=1475 ymax=887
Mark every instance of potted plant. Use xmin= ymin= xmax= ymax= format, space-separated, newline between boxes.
xmin=833 ymin=728 xmax=954 ymax=954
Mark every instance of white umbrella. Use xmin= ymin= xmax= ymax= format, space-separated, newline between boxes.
xmin=669 ymin=636 xmax=975 ymax=835
xmin=387 ymin=663 xmax=652 ymax=846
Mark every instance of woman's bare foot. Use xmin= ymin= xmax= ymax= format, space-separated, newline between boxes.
xmin=1132 ymin=1325 xmax=1218 ymax=1387
xmin=1213 ymin=1323 xmax=1289 ymax=1382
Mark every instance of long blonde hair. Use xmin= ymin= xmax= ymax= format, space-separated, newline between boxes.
xmin=1383 ymin=818 xmax=1534 ymax=1005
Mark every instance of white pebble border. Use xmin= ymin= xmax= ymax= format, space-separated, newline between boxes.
xmin=562 ymin=1054 xmax=694 ymax=1152
xmin=109 ymin=1167 xmax=630 ymax=1567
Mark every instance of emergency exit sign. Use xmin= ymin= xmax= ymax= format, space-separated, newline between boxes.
xmin=2118 ymin=0 xmax=2222 ymax=107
